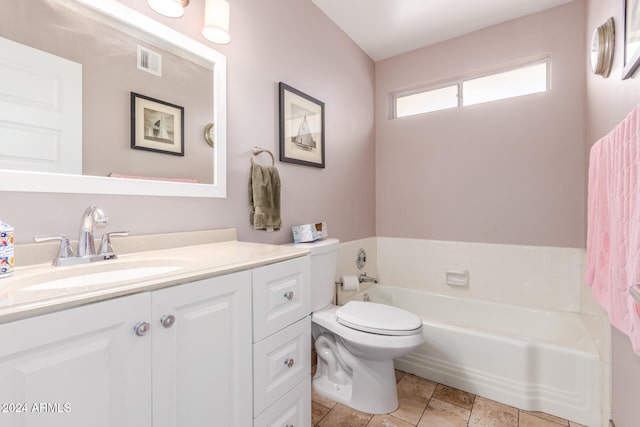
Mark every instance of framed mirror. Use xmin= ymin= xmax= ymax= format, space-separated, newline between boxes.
xmin=0 ymin=0 xmax=226 ymax=197
xmin=590 ymin=17 xmax=615 ymax=78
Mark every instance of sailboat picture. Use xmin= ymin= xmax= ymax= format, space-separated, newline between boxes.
xmin=144 ymin=109 xmax=174 ymax=144
xmin=279 ymin=82 xmax=325 ymax=168
xmin=131 ymin=92 xmax=184 ymax=156
xmin=292 ymin=114 xmax=316 ymax=150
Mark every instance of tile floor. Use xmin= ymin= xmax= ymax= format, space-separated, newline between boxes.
xmin=311 ymin=368 xmax=588 ymax=427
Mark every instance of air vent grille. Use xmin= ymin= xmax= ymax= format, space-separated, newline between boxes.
xmin=137 ymin=45 xmax=162 ymax=77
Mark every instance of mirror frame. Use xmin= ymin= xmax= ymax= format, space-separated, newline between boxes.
xmin=1 ymin=0 xmax=227 ymax=198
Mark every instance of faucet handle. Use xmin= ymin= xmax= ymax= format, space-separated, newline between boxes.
xmin=34 ymin=235 xmax=75 ymax=259
xmin=99 ymin=231 xmax=129 ymax=255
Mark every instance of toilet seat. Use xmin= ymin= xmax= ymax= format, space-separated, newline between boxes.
xmin=336 ymin=301 xmax=422 ymax=336
xmin=312 ymin=305 xmax=424 ymax=360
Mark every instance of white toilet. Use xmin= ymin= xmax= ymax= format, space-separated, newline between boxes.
xmin=293 ymin=238 xmax=424 ymax=414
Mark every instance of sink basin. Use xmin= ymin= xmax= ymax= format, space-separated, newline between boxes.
xmin=14 ymin=254 xmax=188 ymax=291
xmin=21 ymin=265 xmax=184 ymax=291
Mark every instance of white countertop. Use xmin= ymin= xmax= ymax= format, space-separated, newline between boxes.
xmin=0 ymin=238 xmax=308 ymax=324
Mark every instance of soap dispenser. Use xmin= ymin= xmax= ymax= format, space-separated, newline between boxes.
xmin=0 ymin=221 xmax=14 ymax=278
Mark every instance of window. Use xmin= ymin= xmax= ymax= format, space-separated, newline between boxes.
xmin=462 ymin=62 xmax=547 ymax=106
xmin=395 ymin=85 xmax=458 ymax=117
xmin=393 ymin=59 xmax=549 ymax=118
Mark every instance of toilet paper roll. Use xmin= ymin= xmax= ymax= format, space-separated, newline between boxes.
xmin=340 ymin=275 xmax=360 ymax=291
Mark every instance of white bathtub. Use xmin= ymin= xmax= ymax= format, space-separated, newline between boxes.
xmin=347 ymin=285 xmax=602 ymax=427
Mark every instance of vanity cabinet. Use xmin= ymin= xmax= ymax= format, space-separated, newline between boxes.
xmin=0 ymin=270 xmax=252 ymax=427
xmin=0 ymin=254 xmax=311 ymax=427
xmin=252 ymin=257 xmax=312 ymax=426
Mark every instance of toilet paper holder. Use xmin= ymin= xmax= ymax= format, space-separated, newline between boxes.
xmin=335 ymin=273 xmax=378 ymax=305
xmin=335 ymin=273 xmax=379 ymax=287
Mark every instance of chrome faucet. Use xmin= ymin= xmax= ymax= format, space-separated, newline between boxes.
xmin=77 ymin=205 xmax=108 ymax=257
xmin=34 ymin=206 xmax=128 ymax=266
xmin=358 ymin=272 xmax=378 ymax=284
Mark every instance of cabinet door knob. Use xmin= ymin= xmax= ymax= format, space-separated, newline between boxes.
xmin=134 ymin=322 xmax=150 ymax=336
xmin=284 ymin=358 xmax=295 ymax=368
xmin=160 ymin=314 xmax=176 ymax=328
xmin=283 ymin=291 xmax=294 ymax=301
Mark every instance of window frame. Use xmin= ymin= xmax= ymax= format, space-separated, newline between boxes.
xmin=392 ymin=56 xmax=550 ymax=119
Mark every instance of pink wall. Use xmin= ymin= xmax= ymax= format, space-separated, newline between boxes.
xmin=585 ymin=1 xmax=640 ymax=426
xmin=375 ymin=1 xmax=586 ymax=248
xmin=1 ymin=0 xmax=376 ymax=245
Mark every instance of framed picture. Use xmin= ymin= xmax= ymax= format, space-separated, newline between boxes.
xmin=131 ymin=92 xmax=184 ymax=156
xmin=623 ymin=0 xmax=640 ymax=79
xmin=279 ymin=82 xmax=325 ymax=168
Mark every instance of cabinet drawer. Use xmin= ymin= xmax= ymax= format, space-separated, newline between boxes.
xmin=253 ymin=375 xmax=311 ymax=427
xmin=253 ymin=316 xmax=311 ymax=416
xmin=252 ymin=256 xmax=310 ymax=342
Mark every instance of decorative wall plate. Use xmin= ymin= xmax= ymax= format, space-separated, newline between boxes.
xmin=590 ymin=17 xmax=615 ymax=78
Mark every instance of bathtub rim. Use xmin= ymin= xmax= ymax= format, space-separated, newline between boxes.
xmin=348 ymin=284 xmax=601 ymax=356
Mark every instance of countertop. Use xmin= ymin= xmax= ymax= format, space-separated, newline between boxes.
xmin=0 ymin=237 xmax=308 ymax=324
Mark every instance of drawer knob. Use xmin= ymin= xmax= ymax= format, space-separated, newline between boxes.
xmin=160 ymin=314 xmax=176 ymax=328
xmin=133 ymin=322 xmax=150 ymax=336
xmin=283 ymin=291 xmax=294 ymax=301
xmin=284 ymin=358 xmax=295 ymax=368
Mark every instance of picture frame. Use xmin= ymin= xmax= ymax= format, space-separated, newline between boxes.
xmin=131 ymin=92 xmax=184 ymax=156
xmin=623 ymin=0 xmax=640 ymax=79
xmin=279 ymin=82 xmax=325 ymax=168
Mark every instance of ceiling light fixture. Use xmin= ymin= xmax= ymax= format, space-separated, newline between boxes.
xmin=147 ymin=0 xmax=189 ymax=18
xmin=202 ymin=0 xmax=231 ymax=45
xmin=147 ymin=0 xmax=230 ymax=45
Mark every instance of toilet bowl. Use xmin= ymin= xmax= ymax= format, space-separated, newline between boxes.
xmin=312 ymin=302 xmax=423 ymax=414
xmin=287 ymin=238 xmax=424 ymax=414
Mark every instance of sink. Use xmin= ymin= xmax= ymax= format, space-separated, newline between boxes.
xmin=11 ymin=257 xmax=190 ymax=294
xmin=22 ymin=266 xmax=183 ymax=291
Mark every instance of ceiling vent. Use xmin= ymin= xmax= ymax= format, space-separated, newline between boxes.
xmin=137 ymin=45 xmax=162 ymax=77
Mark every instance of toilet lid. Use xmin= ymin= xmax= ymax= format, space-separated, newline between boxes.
xmin=335 ymin=301 xmax=422 ymax=336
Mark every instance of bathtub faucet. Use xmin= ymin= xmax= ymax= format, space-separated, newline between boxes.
xmin=359 ymin=272 xmax=378 ymax=284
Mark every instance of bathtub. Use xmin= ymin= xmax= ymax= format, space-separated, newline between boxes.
xmin=347 ymin=285 xmax=602 ymax=427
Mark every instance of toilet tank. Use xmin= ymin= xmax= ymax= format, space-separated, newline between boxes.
xmin=287 ymin=238 xmax=339 ymax=312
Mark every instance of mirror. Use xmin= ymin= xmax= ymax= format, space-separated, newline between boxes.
xmin=590 ymin=17 xmax=615 ymax=78
xmin=0 ymin=0 xmax=226 ymax=197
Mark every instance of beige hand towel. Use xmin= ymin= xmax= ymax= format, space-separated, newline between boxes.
xmin=248 ymin=163 xmax=281 ymax=231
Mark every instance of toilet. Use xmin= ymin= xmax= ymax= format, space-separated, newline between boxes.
xmin=293 ymin=238 xmax=423 ymax=414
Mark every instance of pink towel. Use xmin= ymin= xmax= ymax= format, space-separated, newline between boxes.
xmin=586 ymin=102 xmax=640 ymax=354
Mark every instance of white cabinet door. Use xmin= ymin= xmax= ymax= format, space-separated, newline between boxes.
xmin=151 ymin=271 xmax=252 ymax=427
xmin=253 ymin=316 xmax=311 ymax=416
xmin=252 ymin=256 xmax=311 ymax=342
xmin=253 ymin=376 xmax=311 ymax=427
xmin=0 ymin=293 xmax=152 ymax=427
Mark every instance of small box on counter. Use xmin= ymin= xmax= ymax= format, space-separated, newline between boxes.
xmin=0 ymin=221 xmax=14 ymax=278
xmin=292 ymin=222 xmax=328 ymax=243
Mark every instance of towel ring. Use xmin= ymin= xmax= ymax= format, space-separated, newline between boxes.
xmin=251 ymin=147 xmax=275 ymax=166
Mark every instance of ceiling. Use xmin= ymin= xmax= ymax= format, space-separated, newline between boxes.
xmin=311 ymin=0 xmax=575 ymax=61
